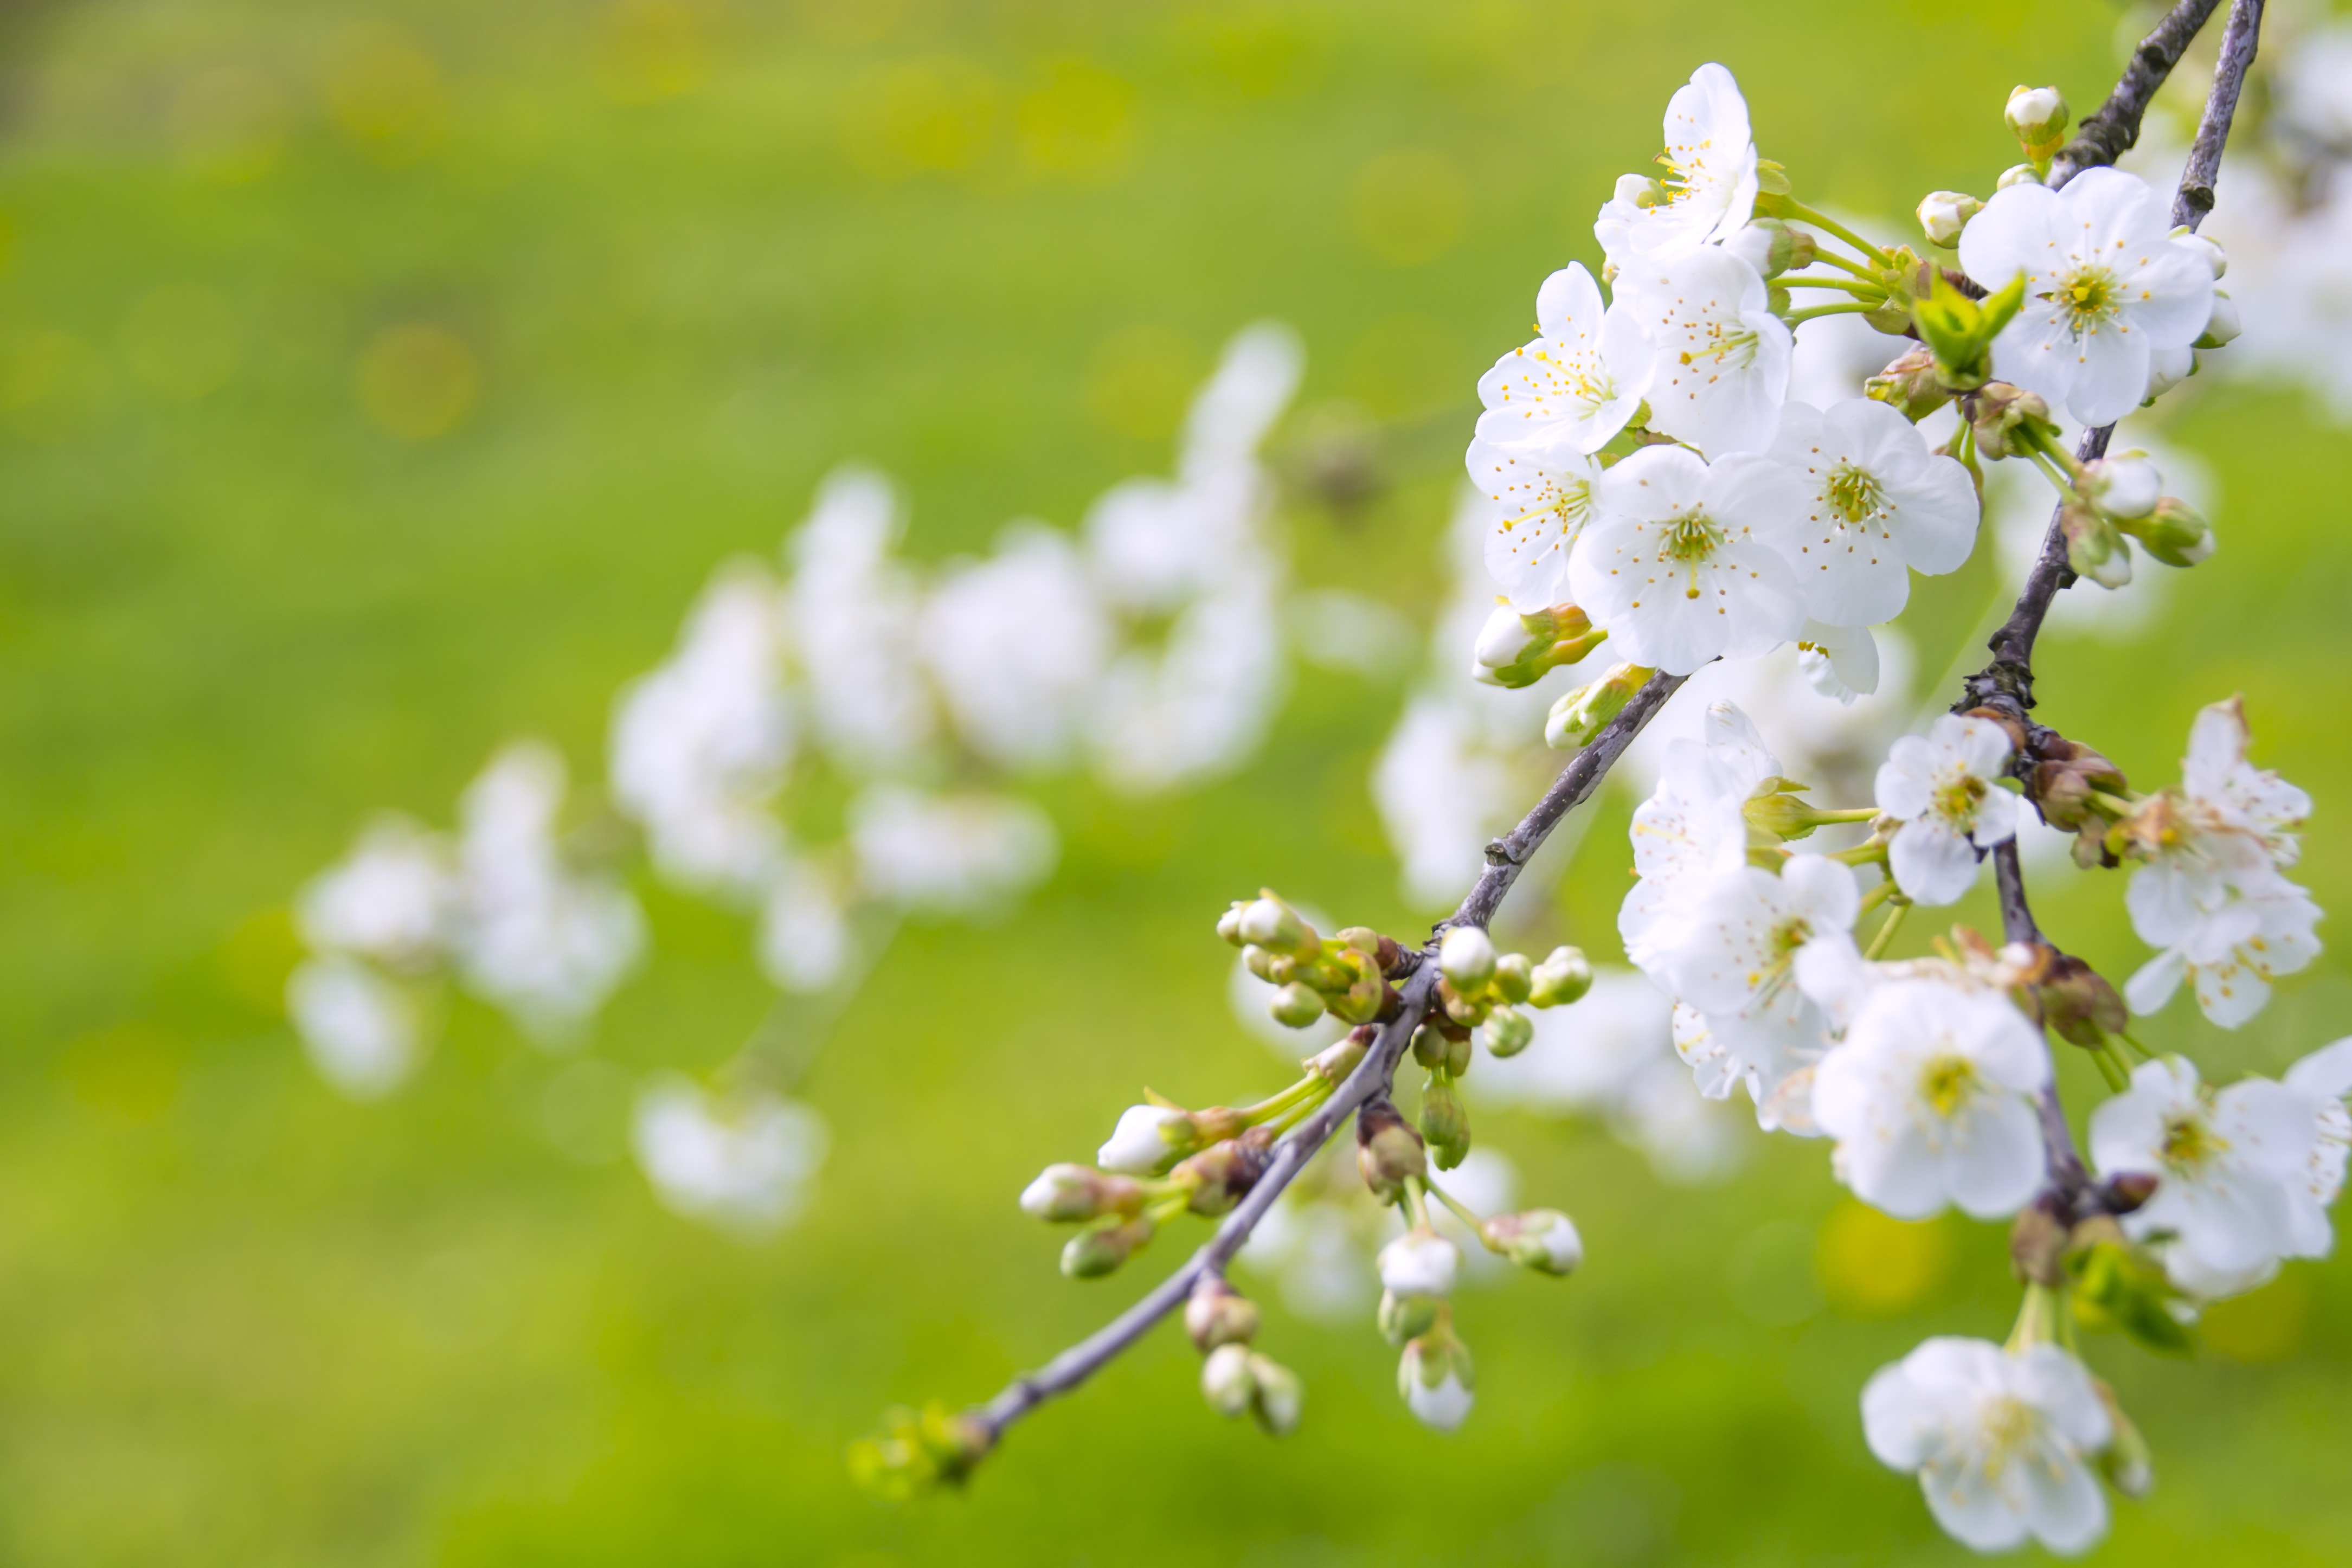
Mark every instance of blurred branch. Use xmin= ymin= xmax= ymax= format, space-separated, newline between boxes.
xmin=1960 ymin=14 xmax=2261 ymax=1218
xmin=968 ymin=671 xmax=1686 ymax=1445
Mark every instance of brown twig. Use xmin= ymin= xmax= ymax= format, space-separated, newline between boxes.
xmin=2048 ymin=0 xmax=2227 ymax=185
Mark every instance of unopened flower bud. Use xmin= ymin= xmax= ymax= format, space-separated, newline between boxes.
xmin=1444 ymin=1028 xmax=1473 ymax=1078
xmin=1242 ymin=943 xmax=1277 ymax=982
xmin=1185 ymin=1276 xmax=1261 ymax=1352
xmin=1355 ymin=1097 xmax=1426 ymax=1202
xmin=1482 ymin=1004 xmax=1533 ymax=1060
xmin=1337 ymin=926 xmax=1404 ymax=975
xmin=1020 ymin=1162 xmax=1145 ymax=1222
xmin=1916 ymin=190 xmax=1982 ymax=247
xmin=1307 ymin=1027 xmax=1372 ymax=1084
xmin=1245 ymin=1353 xmax=1303 ymax=1436
xmin=2081 ymin=452 xmax=2162 ymax=520
xmin=1216 ymin=901 xmax=1247 ymax=946
xmin=2060 ymin=501 xmax=2133 ymax=588
xmin=1326 ymin=963 xmax=1387 ymax=1027
xmin=1969 ymin=381 xmax=2052 ymax=460
xmin=2008 ymin=1204 xmax=2070 ymax=1288
xmin=1377 ymin=1287 xmax=1440 ymax=1345
xmin=1995 ymin=162 xmax=2044 ymax=190
xmin=2101 ymin=1171 xmax=2161 ymax=1213
xmin=1484 ymin=1208 xmax=1584 ymax=1275
xmin=2092 ymin=1378 xmax=2154 ymax=1499
xmin=2006 ymin=85 xmax=2068 ymax=165
xmin=2168 ymin=225 xmax=2226 ymax=278
xmin=2030 ymin=737 xmax=2127 ymax=832
xmin=1200 ymin=1341 xmax=1256 ymax=1418
xmin=2195 ymin=290 xmax=2240 ymax=350
xmin=846 ymin=1402 xmax=994 ymax=1499
xmin=1438 ymin=978 xmax=1489 ymax=1027
xmin=1269 ymin=981 xmax=1326 ymax=1029
xmin=1723 ymin=217 xmax=1811 ymax=279
xmin=1398 ymin=1326 xmax=1475 ymax=1432
xmin=1546 ymin=661 xmax=1653 ymax=751
xmin=1238 ymin=893 xmax=1315 ymax=956
xmin=1174 ymin=1133 xmax=1274 ymax=1217
xmin=1471 ymin=600 xmax=1604 ymax=689
xmin=2035 ymin=954 xmax=2128 ymax=1048
xmin=1061 ymin=1215 xmax=1155 ymax=1278
xmin=1528 ymin=945 xmax=1593 ymax=1008
xmin=1411 ymin=1023 xmax=1447 ymax=1071
xmin=1417 ymin=1075 xmax=1471 ymax=1169
xmin=1863 ymin=344 xmax=1948 ymax=422
xmin=1098 ymin=1103 xmax=1197 ymax=1173
xmin=1438 ymin=926 xmax=1497 ymax=992
xmin=2144 ymin=345 xmax=2195 ymax=403
xmin=1489 ymin=952 xmax=1532 ymax=1005
xmin=1378 ymin=1227 xmax=1461 ymax=1297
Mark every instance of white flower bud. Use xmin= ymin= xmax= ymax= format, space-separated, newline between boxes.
xmin=2004 ymin=85 xmax=2068 ymax=153
xmin=1377 ymin=1228 xmax=1460 ymax=1297
xmin=1438 ymin=926 xmax=1497 ymax=992
xmin=2168 ymin=226 xmax=2226 ymax=279
xmin=1020 ymin=1162 xmax=1140 ymax=1221
xmin=2082 ymin=453 xmax=2162 ymax=520
xmin=1269 ymin=981 xmax=1325 ymax=1029
xmin=1915 ymin=190 xmax=1982 ymax=247
xmin=2195 ymin=290 xmax=2241 ymax=350
xmin=1482 ymin=1004 xmax=1534 ymax=1058
xmin=1487 ymin=1209 xmax=1584 ymax=1275
xmin=1200 ymin=1342 xmax=1257 ymax=1418
xmin=1245 ymin=1353 xmax=1303 ymax=1436
xmin=2143 ymin=345 xmax=2195 ymax=404
xmin=1472 ymin=601 xmax=1545 ymax=673
xmin=1097 ymin=1104 xmax=1191 ymax=1173
xmin=1237 ymin=895 xmax=1310 ymax=954
xmin=1398 ymin=1332 xmax=1475 ymax=1432
xmin=1995 ymin=162 xmax=2043 ymax=190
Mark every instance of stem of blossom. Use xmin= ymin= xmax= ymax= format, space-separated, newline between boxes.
xmin=1779 ymin=277 xmax=1881 ymax=294
xmin=1421 ymin=1175 xmax=1488 ymax=1239
xmin=2089 ymin=1040 xmax=2130 ymax=1093
xmin=2005 ymin=1281 xmax=2066 ymax=1352
xmin=2116 ymin=1029 xmax=2154 ymax=1064
xmin=1399 ymin=1179 xmax=1432 ymax=1230
xmin=1856 ymin=877 xmax=1897 ymax=917
xmin=1810 ymin=807 xmax=1884 ymax=825
xmin=1864 ymin=898 xmax=1911 ymax=961
xmin=1824 ymin=841 xmax=1888 ymax=867
xmin=1784 ymin=302 xmax=1878 ymax=325
xmin=1801 ymin=249 xmax=1878 ymax=280
xmin=1770 ymin=198 xmax=1894 ymax=266
xmin=1241 ymin=1076 xmax=1323 ymax=1125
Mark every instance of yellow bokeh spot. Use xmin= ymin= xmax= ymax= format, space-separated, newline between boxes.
xmin=1017 ymin=61 xmax=1134 ymax=182
xmin=357 ymin=324 xmax=479 ymax=441
xmin=598 ymin=0 xmax=711 ymax=105
xmin=1350 ymin=149 xmax=1467 ymax=268
xmin=2201 ymin=1272 xmax=2311 ymax=1363
xmin=1816 ymin=1199 xmax=1952 ymax=1315
xmin=1086 ymin=325 xmax=1200 ymax=441
xmin=841 ymin=57 xmax=1001 ymax=179
xmin=326 ymin=26 xmax=449 ymax=164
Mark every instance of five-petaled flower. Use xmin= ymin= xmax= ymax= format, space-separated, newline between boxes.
xmin=1764 ymin=399 xmax=1981 ymax=628
xmin=1874 ymin=715 xmax=2020 ymax=907
xmin=1594 ymin=62 xmax=1760 ymax=262
xmin=1617 ymin=244 xmax=1793 ymax=458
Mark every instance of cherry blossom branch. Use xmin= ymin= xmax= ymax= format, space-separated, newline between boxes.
xmin=966 ymin=671 xmax=1687 ymax=1445
xmin=2048 ymin=0 xmax=2226 ymax=185
xmin=1960 ymin=10 xmax=2261 ymax=1217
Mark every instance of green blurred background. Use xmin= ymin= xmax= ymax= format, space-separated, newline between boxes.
xmin=3 ymin=0 xmax=2349 ymax=1562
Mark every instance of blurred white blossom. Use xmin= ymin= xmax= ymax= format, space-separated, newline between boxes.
xmin=632 ymin=1072 xmax=830 ymax=1236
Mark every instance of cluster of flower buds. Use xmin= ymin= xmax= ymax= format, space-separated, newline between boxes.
xmin=2009 ymin=1182 xmax=2181 ymax=1365
xmin=1403 ymin=928 xmax=1592 ymax=1165
xmin=1471 ymin=600 xmax=1608 ymax=689
xmin=1545 ymin=661 xmax=1655 ymax=751
xmin=1218 ymin=889 xmax=1405 ymax=1031
xmin=1189 ymin=1275 xmax=1303 ymax=1436
xmin=845 ymin=1402 xmax=995 ymax=1500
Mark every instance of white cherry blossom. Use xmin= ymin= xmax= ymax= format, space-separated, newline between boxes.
xmin=1467 ymin=438 xmax=1603 ymax=612
xmin=2090 ymin=1056 xmax=2331 ymax=1291
xmin=1663 ymin=853 xmax=1861 ymax=1017
xmin=286 ymin=955 xmax=422 ymax=1100
xmin=2124 ymin=878 xmax=2323 ymax=1028
xmin=1861 ymin=1338 xmax=2111 ymax=1554
xmin=632 ymin=1072 xmax=830 ymax=1236
xmin=1472 ymin=262 xmax=1654 ymax=457
xmin=1813 ymin=979 xmax=2049 ymax=1219
xmin=925 ymin=523 xmax=1112 ymax=770
xmin=1620 ymin=702 xmax=1781 ymax=976
xmin=295 ymin=815 xmax=455 ymax=971
xmin=1673 ymin=999 xmax=1830 ymax=1135
xmin=1874 ymin=715 xmax=2019 ymax=906
xmin=1765 ymin=399 xmax=1980 ymax=627
xmin=847 ymin=784 xmax=1057 ymax=914
xmin=1568 ymin=445 xmax=1806 ymax=675
xmin=1617 ymin=245 xmax=1792 ymax=456
xmin=1593 ymin=63 xmax=1759 ymax=261
xmin=1957 ymin=165 xmax=2217 ymax=426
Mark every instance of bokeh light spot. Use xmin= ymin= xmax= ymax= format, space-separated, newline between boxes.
xmin=1815 ymin=1199 xmax=1951 ymax=1316
xmin=326 ymin=27 xmax=449 ymax=163
xmin=1017 ymin=60 xmax=1134 ymax=182
xmin=841 ymin=57 xmax=1001 ymax=178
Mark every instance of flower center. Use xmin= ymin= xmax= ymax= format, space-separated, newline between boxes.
xmin=1662 ymin=510 xmax=1727 ymax=599
xmin=1825 ymin=462 xmax=1886 ymax=526
xmin=1919 ymin=1052 xmax=1978 ymax=1120
xmin=1977 ymin=1395 xmax=2040 ymax=1475
xmin=1678 ymin=322 xmax=1759 ymax=371
xmin=1932 ymin=772 xmax=1987 ymax=828
xmin=2049 ymin=265 xmax=2120 ymax=334
xmin=2160 ymin=1110 xmax=2226 ymax=1172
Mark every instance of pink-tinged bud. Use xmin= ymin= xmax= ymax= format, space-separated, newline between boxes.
xmin=1059 ymin=1215 xmax=1155 ymax=1279
xmin=1019 ymin=1162 xmax=1145 ymax=1222
xmin=1483 ymin=1209 xmax=1583 ymax=1275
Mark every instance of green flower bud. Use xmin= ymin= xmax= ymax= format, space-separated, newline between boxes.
xmin=1306 ymin=1027 xmax=1372 ymax=1084
xmin=1060 ymin=1215 xmax=1156 ymax=1279
xmin=847 ymin=1402 xmax=994 ymax=1500
xmin=1173 ymin=1133 xmax=1275 ymax=1217
xmin=1269 ymin=981 xmax=1326 ymax=1029
xmin=2035 ymin=953 xmax=2129 ymax=1049
xmin=1864 ymin=345 xmax=1949 ymax=422
xmin=1200 ymin=1341 xmax=1257 ymax=1418
xmin=1528 ymin=946 xmax=1593 ymax=1008
xmin=2116 ymin=496 xmax=2213 ymax=568
xmin=1438 ymin=926 xmax=1497 ymax=992
xmin=1995 ymin=162 xmax=2043 ymax=190
xmin=2006 ymin=84 xmax=2068 ymax=168
xmin=1411 ymin=1023 xmax=1448 ymax=1071
xmin=1378 ymin=1287 xmax=1440 ymax=1345
xmin=1969 ymin=381 xmax=2053 ymax=460
xmin=1438 ymin=978 xmax=1489 ymax=1028
xmin=1242 ymin=943 xmax=1277 ymax=982
xmin=1418 ymin=1074 xmax=1471 ymax=1170
xmin=1482 ymin=1004 xmax=1534 ymax=1060
xmin=1245 ymin=1353 xmax=1304 ymax=1436
xmin=1185 ymin=1276 xmax=1261 ymax=1352
xmin=2060 ymin=502 xmax=2133 ymax=589
xmin=2092 ymin=1378 xmax=2153 ymax=1499
xmin=1355 ymin=1097 xmax=1425 ymax=1203
xmin=1489 ymin=952 xmax=1533 ymax=1005
xmin=1471 ymin=600 xmax=1607 ymax=689
xmin=1444 ymin=1029 xmax=1472 ymax=1078
xmin=1545 ymin=661 xmax=1653 ymax=750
